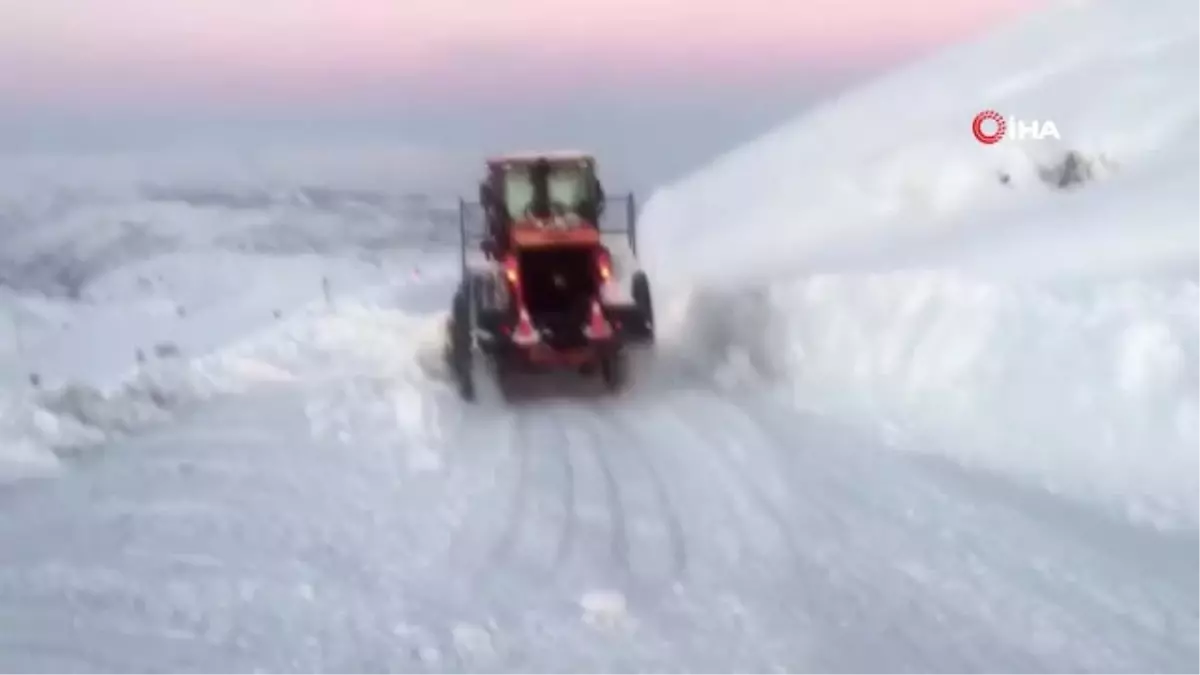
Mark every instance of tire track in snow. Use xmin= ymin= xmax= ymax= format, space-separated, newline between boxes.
xmin=650 ymin=392 xmax=806 ymax=567
xmin=487 ymin=413 xmax=532 ymax=567
xmin=567 ymin=409 xmax=631 ymax=577
xmin=446 ymin=404 xmax=583 ymax=590
xmin=340 ymin=323 xmax=1192 ymax=670
xmin=698 ymin=391 xmax=972 ymax=668
xmin=442 ymin=412 xmax=522 ymax=579
xmin=597 ymin=405 xmax=689 ymax=584
xmin=611 ymin=389 xmax=847 ymax=666
xmin=434 ymin=408 xmax=581 ymax=627
xmin=647 ymin=388 xmax=1039 ymax=669
xmin=727 ymin=392 xmax=1016 ymax=668
xmin=550 ymin=419 xmax=578 ymax=573
xmin=475 ymin=408 xmax=587 ymax=585
xmin=585 ymin=413 xmax=633 ymax=576
xmin=486 ymin=406 xmax=582 ymax=579
xmin=716 ymin=391 xmax=1183 ymax=672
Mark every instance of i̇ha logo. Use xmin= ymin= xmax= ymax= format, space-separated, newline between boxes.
xmin=972 ymin=109 xmax=1060 ymax=144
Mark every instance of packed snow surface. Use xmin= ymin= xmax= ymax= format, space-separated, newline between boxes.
xmin=0 ymin=0 xmax=1196 ymax=671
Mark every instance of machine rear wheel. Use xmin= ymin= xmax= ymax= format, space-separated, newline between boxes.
xmin=631 ymin=272 xmax=655 ymax=343
xmin=451 ymin=288 xmax=475 ymax=402
xmin=599 ymin=351 xmax=628 ymax=392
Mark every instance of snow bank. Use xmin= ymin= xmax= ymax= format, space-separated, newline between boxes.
xmin=0 ymin=292 xmax=452 ymax=483
xmin=666 ymin=274 xmax=1197 ymax=528
xmin=0 ymin=243 xmax=457 ymax=483
xmin=288 ymin=295 xmax=465 ymax=473
xmin=643 ymin=0 xmax=1199 ymax=529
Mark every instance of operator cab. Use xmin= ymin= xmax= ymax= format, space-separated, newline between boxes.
xmin=478 ymin=151 xmax=606 ymax=257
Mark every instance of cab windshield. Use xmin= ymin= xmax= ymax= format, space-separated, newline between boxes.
xmin=502 ymin=164 xmax=587 ymax=219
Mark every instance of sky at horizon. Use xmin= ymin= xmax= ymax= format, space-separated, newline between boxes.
xmin=0 ymin=0 xmax=1045 ymax=186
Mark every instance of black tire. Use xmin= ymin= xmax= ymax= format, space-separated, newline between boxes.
xmin=599 ymin=350 xmax=627 ymax=392
xmin=451 ymin=286 xmax=475 ymax=402
xmin=497 ymin=361 xmax=521 ymax=403
xmin=631 ymin=271 xmax=655 ymax=343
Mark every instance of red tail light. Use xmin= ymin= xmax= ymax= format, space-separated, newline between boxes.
xmin=503 ymin=255 xmax=520 ymax=287
xmin=595 ymin=247 xmax=613 ymax=283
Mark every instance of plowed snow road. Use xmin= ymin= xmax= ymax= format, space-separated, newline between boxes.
xmin=0 ymin=347 xmax=1194 ymax=672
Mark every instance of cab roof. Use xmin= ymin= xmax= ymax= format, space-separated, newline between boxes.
xmin=486 ymin=150 xmax=595 ymax=168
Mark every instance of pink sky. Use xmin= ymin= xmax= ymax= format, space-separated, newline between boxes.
xmin=0 ymin=0 xmax=1044 ymax=111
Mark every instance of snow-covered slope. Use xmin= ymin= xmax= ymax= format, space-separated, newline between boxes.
xmin=641 ymin=0 xmax=1197 ymax=285
xmin=641 ymin=0 xmax=1198 ymax=529
xmin=0 ymin=145 xmax=465 ymax=481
